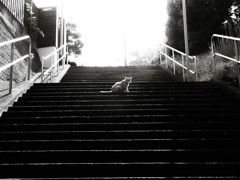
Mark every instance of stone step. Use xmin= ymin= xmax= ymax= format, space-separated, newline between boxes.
xmin=1 ymin=66 xmax=240 ymax=179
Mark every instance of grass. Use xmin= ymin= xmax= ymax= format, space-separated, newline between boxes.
xmin=156 ymin=50 xmax=213 ymax=82
xmin=163 ymin=50 xmax=239 ymax=88
xmin=129 ymin=44 xmax=239 ymax=90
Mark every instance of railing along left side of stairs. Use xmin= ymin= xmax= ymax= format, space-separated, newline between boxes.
xmin=0 ymin=36 xmax=68 ymax=116
xmin=0 ymin=35 xmax=68 ymax=92
xmin=0 ymin=35 xmax=32 ymax=94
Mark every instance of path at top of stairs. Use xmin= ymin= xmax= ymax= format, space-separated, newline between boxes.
xmin=61 ymin=66 xmax=177 ymax=82
xmin=0 ymin=66 xmax=240 ymax=179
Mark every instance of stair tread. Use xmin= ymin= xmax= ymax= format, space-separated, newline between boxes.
xmin=1 ymin=66 xmax=240 ymax=178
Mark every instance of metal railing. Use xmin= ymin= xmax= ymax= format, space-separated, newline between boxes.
xmin=211 ymin=34 xmax=240 ymax=88
xmin=41 ymin=44 xmax=68 ymax=82
xmin=0 ymin=0 xmax=25 ymax=25
xmin=0 ymin=35 xmax=32 ymax=94
xmin=159 ymin=43 xmax=197 ymax=81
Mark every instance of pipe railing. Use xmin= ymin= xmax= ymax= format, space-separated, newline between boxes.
xmin=159 ymin=43 xmax=197 ymax=81
xmin=211 ymin=34 xmax=240 ymax=88
xmin=41 ymin=44 xmax=67 ymax=82
xmin=0 ymin=35 xmax=32 ymax=94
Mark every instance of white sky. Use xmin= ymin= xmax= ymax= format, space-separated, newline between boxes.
xmin=34 ymin=0 xmax=168 ymax=66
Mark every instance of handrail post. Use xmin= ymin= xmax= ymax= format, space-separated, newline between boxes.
xmin=238 ymin=64 xmax=240 ymax=89
xmin=211 ymin=37 xmax=216 ymax=78
xmin=66 ymin=45 xmax=68 ymax=65
xmin=234 ymin=40 xmax=239 ymax=61
xmin=63 ymin=44 xmax=66 ymax=69
xmin=182 ymin=54 xmax=185 ymax=82
xmin=27 ymin=39 xmax=32 ymax=80
xmin=50 ymin=69 xmax=53 ymax=83
xmin=62 ymin=52 xmax=65 ymax=70
xmin=194 ymin=56 xmax=197 ymax=81
xmin=9 ymin=43 xmax=14 ymax=94
xmin=56 ymin=51 xmax=59 ymax=77
xmin=159 ymin=44 xmax=162 ymax=65
xmin=165 ymin=46 xmax=168 ymax=68
xmin=234 ymin=40 xmax=240 ymax=88
xmin=41 ymin=57 xmax=45 ymax=82
xmin=172 ymin=50 xmax=175 ymax=75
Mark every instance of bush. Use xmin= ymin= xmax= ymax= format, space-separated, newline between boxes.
xmin=216 ymin=61 xmax=239 ymax=87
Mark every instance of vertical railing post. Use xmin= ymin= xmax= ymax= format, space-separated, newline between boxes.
xmin=234 ymin=40 xmax=239 ymax=62
xmin=238 ymin=63 xmax=240 ymax=89
xmin=63 ymin=44 xmax=66 ymax=69
xmin=182 ymin=55 xmax=185 ymax=82
xmin=27 ymin=39 xmax=32 ymax=80
xmin=56 ymin=50 xmax=59 ymax=77
xmin=159 ymin=51 xmax=162 ymax=65
xmin=41 ymin=57 xmax=45 ymax=82
xmin=211 ymin=38 xmax=216 ymax=78
xmin=165 ymin=46 xmax=168 ymax=68
xmin=9 ymin=43 xmax=14 ymax=94
xmin=159 ymin=44 xmax=162 ymax=65
xmin=234 ymin=40 xmax=240 ymax=88
xmin=62 ymin=46 xmax=65 ymax=70
xmin=172 ymin=50 xmax=175 ymax=75
xmin=66 ymin=45 xmax=69 ymax=65
xmin=194 ymin=56 xmax=197 ymax=81
xmin=50 ymin=69 xmax=52 ymax=83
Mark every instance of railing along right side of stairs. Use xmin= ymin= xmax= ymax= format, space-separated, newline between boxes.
xmin=159 ymin=43 xmax=197 ymax=82
xmin=211 ymin=34 xmax=240 ymax=89
xmin=40 ymin=44 xmax=68 ymax=83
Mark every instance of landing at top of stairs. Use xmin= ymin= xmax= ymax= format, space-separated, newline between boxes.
xmin=61 ymin=66 xmax=178 ymax=82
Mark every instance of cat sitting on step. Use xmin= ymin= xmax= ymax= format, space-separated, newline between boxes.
xmin=100 ymin=77 xmax=132 ymax=93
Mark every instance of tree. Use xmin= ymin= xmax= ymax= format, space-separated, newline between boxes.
xmin=166 ymin=1 xmax=185 ymax=53
xmin=223 ymin=0 xmax=240 ymax=37
xmin=67 ymin=23 xmax=84 ymax=56
xmin=166 ymin=0 xmax=235 ymax=55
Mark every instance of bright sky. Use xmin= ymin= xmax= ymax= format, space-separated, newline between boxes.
xmin=34 ymin=0 xmax=168 ymax=66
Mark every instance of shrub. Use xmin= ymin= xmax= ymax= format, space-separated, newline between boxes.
xmin=215 ymin=61 xmax=239 ymax=87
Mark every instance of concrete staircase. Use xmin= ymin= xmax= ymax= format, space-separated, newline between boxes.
xmin=0 ymin=66 xmax=240 ymax=179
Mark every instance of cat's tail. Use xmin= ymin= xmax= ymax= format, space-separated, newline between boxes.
xmin=100 ymin=91 xmax=112 ymax=93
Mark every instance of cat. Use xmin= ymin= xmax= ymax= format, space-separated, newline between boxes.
xmin=100 ymin=77 xmax=132 ymax=93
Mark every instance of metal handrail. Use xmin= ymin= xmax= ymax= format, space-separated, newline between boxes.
xmin=211 ymin=34 xmax=240 ymax=88
xmin=41 ymin=44 xmax=67 ymax=82
xmin=0 ymin=35 xmax=32 ymax=94
xmin=159 ymin=43 xmax=197 ymax=81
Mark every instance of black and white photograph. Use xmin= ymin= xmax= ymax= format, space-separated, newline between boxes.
xmin=0 ymin=0 xmax=240 ymax=179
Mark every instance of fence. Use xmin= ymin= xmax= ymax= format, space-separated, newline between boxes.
xmin=0 ymin=0 xmax=25 ymax=25
xmin=211 ymin=34 xmax=240 ymax=88
xmin=41 ymin=44 xmax=68 ymax=82
xmin=0 ymin=35 xmax=32 ymax=94
xmin=159 ymin=43 xmax=197 ymax=81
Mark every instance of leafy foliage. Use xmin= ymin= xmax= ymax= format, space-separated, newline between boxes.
xmin=223 ymin=0 xmax=240 ymax=37
xmin=67 ymin=23 xmax=84 ymax=56
xmin=166 ymin=0 xmax=235 ymax=55
xmin=166 ymin=1 xmax=184 ymax=52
